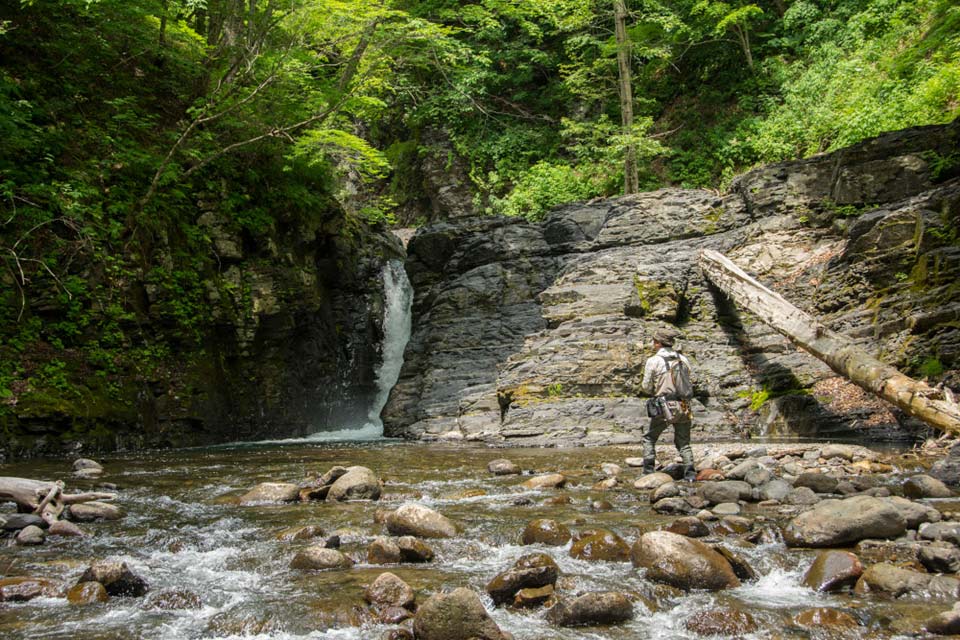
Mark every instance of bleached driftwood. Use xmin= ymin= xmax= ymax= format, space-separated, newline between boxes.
xmin=0 ymin=477 xmax=116 ymax=524
xmin=699 ymin=248 xmax=960 ymax=436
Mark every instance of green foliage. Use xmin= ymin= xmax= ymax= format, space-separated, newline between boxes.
xmin=739 ymin=386 xmax=770 ymax=412
xmin=488 ymin=162 xmax=597 ymax=221
xmin=918 ymin=356 xmax=945 ymax=379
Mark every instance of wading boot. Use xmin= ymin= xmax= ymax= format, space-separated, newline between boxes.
xmin=642 ymin=457 xmax=656 ymax=475
xmin=682 ymin=464 xmax=697 ymax=482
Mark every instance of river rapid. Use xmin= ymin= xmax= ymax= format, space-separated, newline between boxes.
xmin=0 ymin=439 xmax=954 ymax=640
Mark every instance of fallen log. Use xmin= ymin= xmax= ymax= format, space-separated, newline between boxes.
xmin=698 ymin=249 xmax=960 ymax=436
xmin=0 ymin=477 xmax=117 ymax=524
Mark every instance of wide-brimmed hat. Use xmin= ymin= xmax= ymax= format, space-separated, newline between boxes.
xmin=653 ymin=329 xmax=677 ymax=346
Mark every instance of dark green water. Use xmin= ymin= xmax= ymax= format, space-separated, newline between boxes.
xmin=0 ymin=439 xmax=949 ymax=639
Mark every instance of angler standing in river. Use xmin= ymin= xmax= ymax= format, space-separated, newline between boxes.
xmin=640 ymin=329 xmax=696 ymax=480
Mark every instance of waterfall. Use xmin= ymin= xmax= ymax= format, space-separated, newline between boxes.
xmin=367 ymin=259 xmax=413 ymax=432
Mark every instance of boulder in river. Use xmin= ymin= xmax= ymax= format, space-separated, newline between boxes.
xmin=68 ymin=501 xmax=123 ymax=522
xmin=2 ymin=513 xmax=47 ymax=530
xmin=289 ymin=546 xmax=354 ymax=571
xmin=73 ymin=458 xmax=104 ymax=472
xmin=792 ymin=608 xmax=859 ymax=631
xmin=802 ymin=550 xmax=864 ymax=592
xmin=919 ymin=522 xmax=960 ymax=546
xmin=238 ymin=482 xmax=300 ymax=504
xmin=904 ymin=474 xmax=953 ymax=499
xmin=77 ymin=561 xmax=149 ymax=597
xmin=326 ymin=466 xmax=382 ymax=501
xmin=633 ymin=472 xmax=673 ymax=490
xmin=926 ymin=602 xmax=960 ymax=636
xmin=67 ymin=582 xmax=109 ymax=605
xmin=854 ymin=563 xmax=960 ymax=600
xmin=521 ymin=473 xmax=566 ymax=490
xmin=784 ymin=495 xmax=907 ymax=547
xmin=521 ymin=519 xmax=571 ymax=546
xmin=920 ymin=543 xmax=960 ymax=574
xmin=48 ymin=520 xmax=85 ymax=537
xmin=413 ymin=587 xmax=509 ymax=640
xmin=486 ymin=553 xmax=558 ymax=605
xmin=386 ymin=503 xmax=458 ymax=538
xmin=487 ymin=459 xmax=521 ymax=475
xmin=368 ymin=538 xmax=403 ymax=564
xmin=546 ymin=591 xmax=634 ymax=627
xmin=698 ymin=481 xmax=752 ymax=505
xmin=794 ymin=472 xmax=839 ymax=494
xmin=630 ymin=531 xmax=740 ymax=591
xmin=365 ymin=572 xmax=415 ymax=610
xmin=15 ymin=525 xmax=45 ymax=545
xmin=885 ymin=496 xmax=941 ymax=529
xmin=397 ymin=535 xmax=435 ymax=562
xmin=0 ymin=577 xmax=62 ymax=602
xmin=569 ymin=530 xmax=631 ymax=562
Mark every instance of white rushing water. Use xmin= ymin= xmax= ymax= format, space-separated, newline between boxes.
xmin=366 ymin=259 xmax=413 ymax=432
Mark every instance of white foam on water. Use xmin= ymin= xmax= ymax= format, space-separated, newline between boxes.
xmin=731 ymin=566 xmax=833 ymax=609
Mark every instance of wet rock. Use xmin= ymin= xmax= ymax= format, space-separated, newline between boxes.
xmin=904 ymin=474 xmax=953 ymax=499
xmin=513 ymin=584 xmax=554 ymax=608
xmin=67 ymin=581 xmax=109 ymax=605
xmin=713 ymin=545 xmax=757 ymax=582
xmin=725 ymin=459 xmax=760 ymax=481
xmin=276 ymin=525 xmax=325 ymax=542
xmin=920 ymin=543 xmax=960 ymax=574
xmin=144 ymin=589 xmax=202 ymax=610
xmin=592 ymin=477 xmax=618 ymax=491
xmin=521 ymin=473 xmax=566 ymax=490
xmin=792 ymin=608 xmax=859 ymax=630
xmin=926 ymin=602 xmax=960 ymax=635
xmin=327 ymin=466 xmax=382 ymax=501
xmin=73 ymin=458 xmax=104 ymax=472
xmin=758 ymin=479 xmax=792 ymax=502
xmin=634 ymin=472 xmax=674 ymax=490
xmin=569 ymin=530 xmax=630 ymax=562
xmin=413 ymin=587 xmax=508 ymax=640
xmin=665 ymin=516 xmax=710 ymax=538
xmin=16 ymin=525 xmax=45 ymax=545
xmin=630 ymin=531 xmax=740 ymax=590
xmin=802 ymin=551 xmax=864 ymax=592
xmin=820 ymin=445 xmax=858 ymax=461
xmin=368 ymin=538 xmax=403 ymax=564
xmin=785 ymin=486 xmax=821 ymax=506
xmin=486 ymin=553 xmax=559 ymax=605
xmin=397 ymin=536 xmax=435 ymax=562
xmin=521 ymin=519 xmax=571 ymax=546
xmin=712 ymin=503 xmax=741 ymax=516
xmin=382 ymin=628 xmax=415 ymax=640
xmin=930 ymin=448 xmax=960 ymax=487
xmin=0 ymin=577 xmax=62 ymax=602
xmin=601 ymin=463 xmax=622 ymax=477
xmin=206 ymin=609 xmax=283 ymax=636
xmin=290 ymin=546 xmax=354 ymax=571
xmin=238 ymin=482 xmax=300 ymax=504
xmin=699 ymin=480 xmax=752 ymax=505
xmin=651 ymin=482 xmax=680 ymax=502
xmin=545 ymin=591 xmax=634 ymax=626
xmin=919 ymin=522 xmax=960 ymax=546
xmin=884 ymin=496 xmax=941 ymax=529
xmin=386 ymin=503 xmax=457 ymax=539
xmin=590 ymin=499 xmax=614 ymax=511
xmin=685 ymin=607 xmax=757 ymax=636
xmin=652 ymin=497 xmax=695 ymax=515
xmin=77 ymin=561 xmax=149 ymax=597
xmin=794 ymin=473 xmax=839 ymax=494
xmin=68 ymin=501 xmax=123 ymax=522
xmin=487 ymin=459 xmax=521 ymax=475
xmin=717 ymin=515 xmax=753 ymax=535
xmin=2 ymin=513 xmax=47 ymax=530
xmin=365 ymin=572 xmax=415 ymax=610
xmin=854 ymin=563 xmax=960 ymax=600
xmin=784 ymin=495 xmax=907 ymax=547
xmin=744 ymin=467 xmax=773 ymax=487
xmin=48 ymin=520 xmax=85 ymax=537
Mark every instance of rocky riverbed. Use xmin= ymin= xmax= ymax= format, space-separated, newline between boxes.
xmin=4 ymin=438 xmax=960 ymax=638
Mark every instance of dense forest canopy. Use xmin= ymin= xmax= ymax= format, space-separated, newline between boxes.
xmin=0 ymin=0 xmax=957 ymax=423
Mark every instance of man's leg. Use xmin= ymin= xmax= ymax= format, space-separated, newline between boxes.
xmin=673 ymin=417 xmax=695 ymax=480
xmin=642 ymin=417 xmax=667 ymax=474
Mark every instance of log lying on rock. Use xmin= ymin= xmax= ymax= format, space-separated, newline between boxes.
xmin=0 ymin=477 xmax=116 ymax=524
xmin=698 ymin=249 xmax=960 ymax=436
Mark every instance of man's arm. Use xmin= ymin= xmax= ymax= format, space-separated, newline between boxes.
xmin=640 ymin=356 xmax=658 ymax=396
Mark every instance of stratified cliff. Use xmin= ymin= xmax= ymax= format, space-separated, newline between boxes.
xmin=383 ymin=120 xmax=960 ymax=445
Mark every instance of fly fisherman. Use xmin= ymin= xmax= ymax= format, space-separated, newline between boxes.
xmin=640 ymin=329 xmax=696 ymax=480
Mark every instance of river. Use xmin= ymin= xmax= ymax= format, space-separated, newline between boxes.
xmin=0 ymin=438 xmax=952 ymax=639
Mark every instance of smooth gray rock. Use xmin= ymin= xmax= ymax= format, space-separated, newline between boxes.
xmin=326 ymin=466 xmax=381 ymax=501
xmin=413 ymin=588 xmax=508 ymax=640
xmin=920 ymin=544 xmax=960 ymax=574
xmin=904 ymin=474 xmax=953 ymax=499
xmin=758 ymin=479 xmax=792 ymax=502
xmin=386 ymin=503 xmax=457 ymax=539
xmin=631 ymin=531 xmax=740 ymax=591
xmin=546 ymin=591 xmax=634 ymax=626
xmin=699 ymin=481 xmax=752 ymax=505
xmin=785 ymin=495 xmax=908 ymax=547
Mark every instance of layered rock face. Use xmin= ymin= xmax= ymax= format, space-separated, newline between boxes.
xmin=383 ymin=120 xmax=960 ymax=445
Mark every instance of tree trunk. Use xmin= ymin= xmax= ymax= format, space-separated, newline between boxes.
xmin=0 ymin=477 xmax=117 ymax=524
xmin=698 ymin=249 xmax=960 ymax=435
xmin=613 ymin=0 xmax=638 ymax=195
